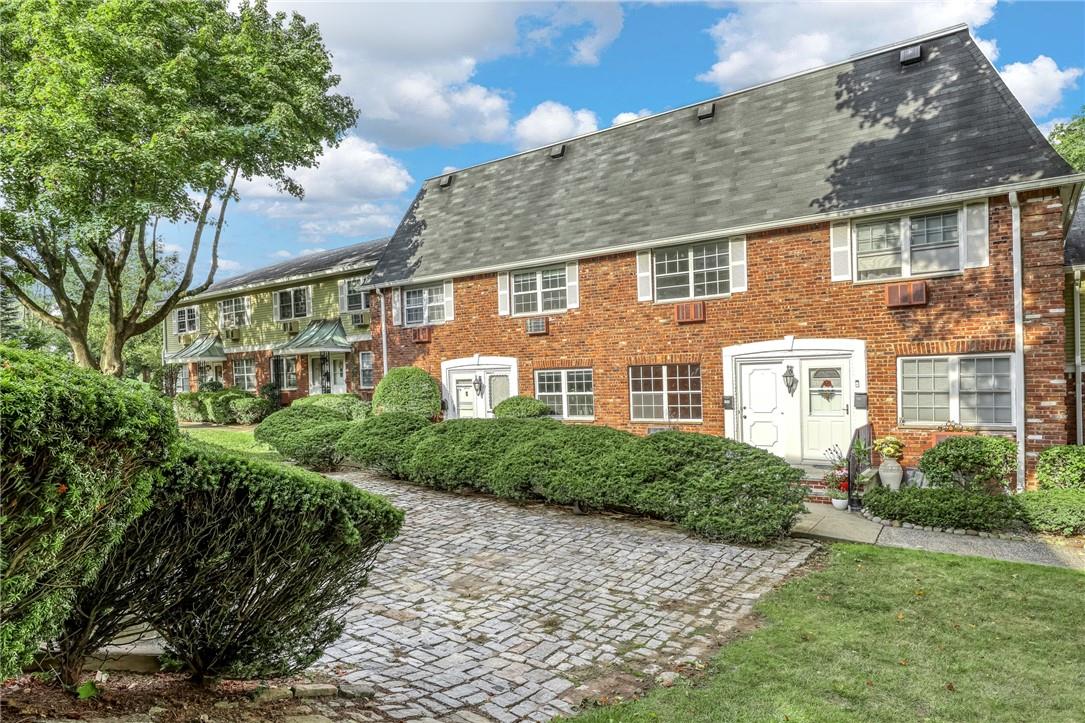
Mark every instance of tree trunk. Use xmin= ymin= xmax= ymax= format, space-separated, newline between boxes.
xmin=98 ymin=331 xmax=126 ymax=377
xmin=65 ymin=328 xmax=100 ymax=371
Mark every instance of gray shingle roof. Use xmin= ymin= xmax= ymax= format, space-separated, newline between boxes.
xmin=1067 ymin=196 xmax=1085 ymax=267
xmin=372 ymin=27 xmax=1073 ymax=286
xmin=196 ymin=237 xmax=389 ymax=298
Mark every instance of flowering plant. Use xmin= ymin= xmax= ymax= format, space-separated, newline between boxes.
xmin=873 ymin=435 xmax=905 ymax=460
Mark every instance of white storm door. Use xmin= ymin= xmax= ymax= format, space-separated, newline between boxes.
xmin=331 ymin=356 xmax=347 ymax=394
xmin=740 ymin=362 xmax=788 ymax=459
xmin=800 ymin=359 xmax=852 ymax=462
xmin=451 ymin=373 xmax=480 ymax=419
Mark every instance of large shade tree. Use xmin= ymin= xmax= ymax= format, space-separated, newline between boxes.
xmin=0 ymin=0 xmax=358 ymax=374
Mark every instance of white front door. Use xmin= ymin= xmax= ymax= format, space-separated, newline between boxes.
xmin=309 ymin=354 xmax=347 ymax=395
xmin=739 ymin=362 xmax=789 ymax=458
xmin=800 ymin=359 xmax=852 ymax=462
xmin=451 ymin=373 xmax=482 ymax=418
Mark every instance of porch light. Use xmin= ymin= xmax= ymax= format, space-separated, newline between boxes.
xmin=473 ymin=375 xmax=484 ymax=397
xmin=783 ymin=365 xmax=798 ymax=397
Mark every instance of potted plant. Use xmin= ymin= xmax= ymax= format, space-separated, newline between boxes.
xmin=822 ymin=446 xmax=851 ymax=510
xmin=873 ymin=435 xmax=905 ymax=491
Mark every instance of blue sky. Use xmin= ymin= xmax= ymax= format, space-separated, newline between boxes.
xmin=162 ymin=1 xmax=1085 ymax=280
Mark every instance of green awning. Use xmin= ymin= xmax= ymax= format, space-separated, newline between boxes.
xmin=274 ymin=319 xmax=350 ymax=355
xmin=165 ymin=334 xmax=227 ymax=364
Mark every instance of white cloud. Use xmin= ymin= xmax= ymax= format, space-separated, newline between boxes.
xmin=526 ymin=3 xmax=624 ymax=66
xmin=514 ymin=101 xmax=599 ymax=150
xmin=612 ymin=109 xmax=652 ymax=126
xmin=697 ymin=2 xmax=999 ymax=92
xmin=1000 ymin=56 xmax=1083 ymax=118
xmin=1037 ymin=117 xmax=1070 ymax=139
xmin=217 ymin=258 xmax=243 ymax=271
xmin=298 ymin=248 xmax=327 ymax=257
xmin=271 ymin=250 xmax=294 ymax=259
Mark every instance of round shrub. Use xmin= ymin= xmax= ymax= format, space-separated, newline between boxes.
xmin=200 ymin=379 xmax=224 ymax=392
xmin=372 ymin=366 xmax=441 ymax=417
xmin=918 ymin=435 xmax=1017 ymax=492
xmin=229 ymin=396 xmax=273 ymax=425
xmin=254 ymin=405 xmax=350 ymax=451
xmin=493 ymin=396 xmax=552 ymax=419
xmin=292 ymin=393 xmax=366 ymax=419
xmin=201 ymin=389 xmax=251 ymax=424
xmin=0 ymin=346 xmax=176 ymax=679
xmin=1036 ymin=445 xmax=1085 ymax=490
xmin=276 ymin=421 xmax=353 ymax=471
xmin=173 ymin=392 xmax=206 ymax=422
xmin=336 ymin=413 xmax=433 ymax=475
xmin=52 ymin=439 xmax=403 ymax=684
xmin=863 ymin=486 xmax=1021 ymax=532
xmin=1016 ymin=489 xmax=1085 ymax=536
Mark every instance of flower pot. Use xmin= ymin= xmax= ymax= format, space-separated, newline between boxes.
xmin=879 ymin=458 xmax=904 ymax=491
xmin=830 ymin=498 xmax=849 ymax=511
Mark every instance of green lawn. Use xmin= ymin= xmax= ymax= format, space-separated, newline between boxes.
xmin=183 ymin=426 xmax=284 ymax=464
xmin=570 ymin=544 xmax=1085 ymax=723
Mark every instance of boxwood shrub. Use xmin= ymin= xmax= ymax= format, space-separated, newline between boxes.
xmin=254 ymin=405 xmax=350 ymax=451
xmin=201 ymin=389 xmax=251 ymax=424
xmin=0 ymin=347 xmax=176 ymax=679
xmin=376 ymin=418 xmax=805 ymax=544
xmin=918 ymin=435 xmax=1017 ymax=492
xmin=173 ymin=392 xmax=204 ymax=422
xmin=863 ymin=486 xmax=1021 ymax=532
xmin=1036 ymin=445 xmax=1085 ymax=490
xmin=493 ymin=396 xmax=552 ymax=419
xmin=52 ymin=439 xmax=403 ymax=684
xmin=1016 ymin=489 xmax=1085 ymax=536
xmin=336 ymin=413 xmax=433 ymax=475
xmin=292 ymin=393 xmax=367 ymax=420
xmin=275 ymin=421 xmax=353 ymax=471
xmin=229 ymin=396 xmax=273 ymax=425
xmin=372 ymin=366 xmax=441 ymax=417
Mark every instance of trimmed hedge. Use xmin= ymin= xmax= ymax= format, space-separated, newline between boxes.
xmin=1016 ymin=489 xmax=1085 ymax=536
xmin=1036 ymin=445 xmax=1085 ymax=490
xmin=254 ymin=405 xmax=350 ymax=452
xmin=372 ymin=366 xmax=441 ymax=417
xmin=229 ymin=396 xmax=273 ymax=425
xmin=493 ymin=396 xmax=552 ymax=419
xmin=292 ymin=393 xmax=367 ymax=420
xmin=356 ymin=417 xmax=805 ymax=544
xmin=275 ymin=421 xmax=353 ymax=471
xmin=173 ymin=389 xmax=264 ymax=424
xmin=173 ymin=392 xmax=204 ymax=422
xmin=201 ymin=389 xmax=251 ymax=424
xmin=863 ymin=486 xmax=1021 ymax=532
xmin=0 ymin=347 xmax=176 ymax=679
xmin=52 ymin=439 xmax=403 ymax=683
xmin=336 ymin=413 xmax=434 ymax=475
xmin=918 ymin=435 xmax=1017 ymax=492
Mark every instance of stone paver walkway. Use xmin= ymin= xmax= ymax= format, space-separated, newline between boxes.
xmin=320 ymin=472 xmax=816 ymax=722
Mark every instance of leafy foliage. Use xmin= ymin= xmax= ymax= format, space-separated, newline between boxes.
xmin=51 ymin=439 xmax=403 ymax=683
xmin=200 ymin=380 xmax=225 ymax=393
xmin=371 ymin=366 xmax=441 ymax=418
xmin=862 ymin=486 xmax=1021 ymax=532
xmin=258 ymin=382 xmax=282 ymax=411
xmin=274 ymin=421 xmax=353 ymax=471
xmin=1048 ymin=108 xmax=1085 ymax=172
xmin=253 ymin=404 xmax=348 ymax=451
xmin=228 ymin=396 xmax=273 ymax=425
xmin=336 ymin=413 xmax=434 ymax=476
xmin=1035 ymin=445 xmax=1085 ymax=490
xmin=493 ymin=396 xmax=552 ymax=419
xmin=292 ymin=393 xmax=367 ymax=419
xmin=0 ymin=346 xmax=176 ymax=679
xmin=1016 ymin=489 xmax=1085 ymax=536
xmin=918 ymin=436 xmax=1017 ymax=492
xmin=200 ymin=389 xmax=248 ymax=424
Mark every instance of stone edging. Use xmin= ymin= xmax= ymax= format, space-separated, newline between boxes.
xmin=858 ymin=508 xmax=1030 ymax=541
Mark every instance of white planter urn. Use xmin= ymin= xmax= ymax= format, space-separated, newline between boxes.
xmin=830 ymin=498 xmax=849 ymax=511
xmin=879 ymin=458 xmax=904 ymax=491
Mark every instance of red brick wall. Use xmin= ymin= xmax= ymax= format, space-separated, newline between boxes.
xmin=371 ymin=193 xmax=1069 ymax=486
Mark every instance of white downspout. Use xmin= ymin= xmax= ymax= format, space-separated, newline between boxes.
xmin=1009 ymin=192 xmax=1026 ymax=491
xmin=1076 ymin=269 xmax=1082 ymax=445
xmin=379 ymin=290 xmax=389 ymax=375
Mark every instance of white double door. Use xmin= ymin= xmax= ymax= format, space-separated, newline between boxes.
xmin=449 ymin=369 xmax=512 ymax=418
xmin=739 ymin=357 xmax=851 ymax=464
xmin=308 ymin=353 xmax=347 ymax=395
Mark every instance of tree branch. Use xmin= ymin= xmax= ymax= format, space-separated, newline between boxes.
xmin=0 ymin=271 xmax=64 ymax=329
xmin=188 ymin=165 xmax=240 ymax=297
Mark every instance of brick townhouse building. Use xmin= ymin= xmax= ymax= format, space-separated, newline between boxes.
xmin=167 ymin=25 xmax=1083 ymax=486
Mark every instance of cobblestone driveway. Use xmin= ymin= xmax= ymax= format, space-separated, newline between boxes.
xmin=319 ymin=473 xmax=816 ymax=723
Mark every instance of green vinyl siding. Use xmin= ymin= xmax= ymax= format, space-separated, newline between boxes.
xmin=163 ymin=274 xmax=371 ymax=356
xmin=1067 ymin=272 xmax=1085 ymax=366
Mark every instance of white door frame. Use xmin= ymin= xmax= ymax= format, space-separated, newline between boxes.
xmin=440 ymin=355 xmax=519 ymax=419
xmin=308 ymin=353 xmax=347 ymax=395
xmin=723 ymin=337 xmax=867 ymax=461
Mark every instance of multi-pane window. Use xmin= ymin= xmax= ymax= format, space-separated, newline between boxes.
xmin=535 ymin=369 xmax=594 ymax=419
xmin=271 ymin=356 xmax=298 ymax=390
xmin=403 ymin=284 xmax=444 ymax=326
xmin=358 ymin=352 xmax=375 ymax=389
xmin=175 ymin=306 xmax=198 ymax=334
xmin=654 ymin=241 xmax=730 ymax=300
xmin=856 ymin=210 xmax=961 ymax=281
xmin=233 ymin=358 xmax=255 ymax=391
xmin=276 ymin=287 xmax=309 ymax=320
xmin=219 ymin=297 xmax=247 ymax=328
xmin=899 ymin=355 xmax=1012 ymax=426
xmin=175 ymin=365 xmax=190 ymax=394
xmin=629 ymin=364 xmax=702 ymax=422
xmin=512 ymin=267 xmax=567 ymax=315
xmin=344 ymin=278 xmax=369 ymax=312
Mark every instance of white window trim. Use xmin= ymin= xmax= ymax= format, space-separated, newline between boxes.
xmin=851 ymin=204 xmax=966 ymax=284
xmin=175 ymin=306 xmax=199 ymax=335
xmin=233 ymin=358 xmax=256 ymax=391
xmin=534 ymin=368 xmax=594 ymax=420
xmin=358 ymin=351 xmax=375 ymax=389
xmin=275 ymin=286 xmax=312 ymax=322
xmin=402 ymin=283 xmax=446 ymax=327
xmin=511 ymin=266 xmax=569 ymax=317
xmin=218 ymin=297 xmax=248 ymax=329
xmin=270 ymin=356 xmax=298 ymax=391
xmin=341 ymin=277 xmax=371 ymax=313
xmin=896 ymin=353 xmax=1015 ymax=429
xmin=651 ymin=240 xmax=734 ymax=304
xmin=628 ymin=364 xmax=703 ymax=423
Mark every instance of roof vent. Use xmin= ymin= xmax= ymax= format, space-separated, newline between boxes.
xmin=549 ymin=143 xmax=566 ymax=159
xmin=899 ymin=44 xmax=922 ymax=65
xmin=438 ymin=174 xmax=453 ymax=188
xmin=696 ymin=102 xmax=715 ymax=121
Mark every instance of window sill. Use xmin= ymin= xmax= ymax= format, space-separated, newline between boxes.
xmin=896 ymin=422 xmax=1015 ymax=431
xmin=403 ymin=320 xmax=447 ymax=328
xmin=631 ymin=418 xmax=703 ymax=424
xmin=652 ymin=293 xmax=731 ymax=305
xmin=511 ymin=309 xmax=567 ymax=318
xmin=851 ymin=270 xmax=963 ymax=286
